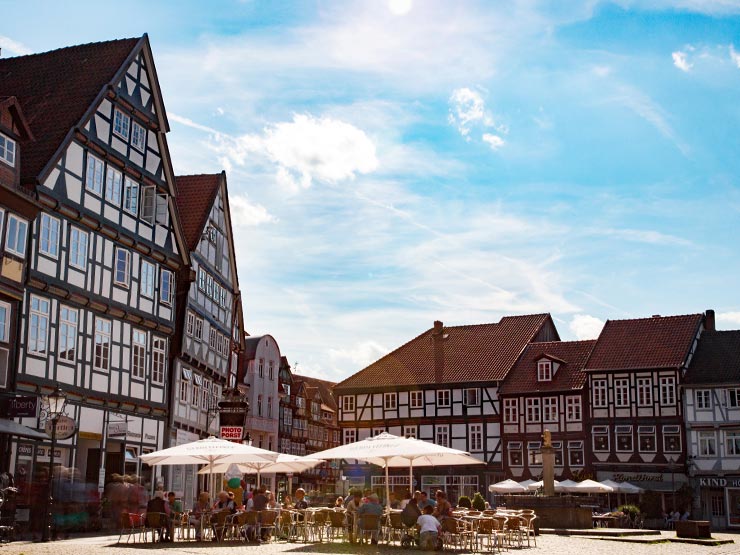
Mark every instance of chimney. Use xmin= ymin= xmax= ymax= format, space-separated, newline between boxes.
xmin=433 ymin=320 xmax=443 ymax=335
xmin=705 ymin=309 xmax=715 ymax=332
xmin=433 ymin=321 xmax=444 ymax=383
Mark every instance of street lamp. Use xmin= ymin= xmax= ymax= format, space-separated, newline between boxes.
xmin=40 ymin=386 xmax=67 ymax=542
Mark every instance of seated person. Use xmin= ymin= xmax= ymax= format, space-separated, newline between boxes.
xmin=401 ymin=497 xmax=421 ymax=528
xmin=211 ymin=490 xmax=237 ymax=540
xmin=146 ymin=490 xmax=172 ymax=542
xmin=282 ymin=494 xmax=293 ymax=509
xmin=357 ymin=493 xmax=383 ymax=544
xmin=345 ymin=490 xmax=363 ymax=543
xmin=190 ymin=491 xmax=210 ymax=540
xmin=294 ymin=488 xmax=309 ymax=509
xmin=167 ymin=491 xmax=183 ymax=516
xmin=388 ymin=492 xmax=401 ymax=509
xmin=418 ymin=491 xmax=436 ymax=510
xmin=417 ymin=505 xmax=441 ymax=551
xmin=433 ymin=490 xmax=451 ymax=519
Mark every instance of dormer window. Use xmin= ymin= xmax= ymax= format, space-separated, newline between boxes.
xmin=0 ymin=133 xmax=16 ymax=166
xmin=537 ymin=360 xmax=552 ymax=381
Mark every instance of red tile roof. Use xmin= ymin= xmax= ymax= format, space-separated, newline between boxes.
xmin=585 ymin=313 xmax=703 ymax=371
xmin=294 ymin=375 xmax=337 ymax=411
xmin=334 ymin=314 xmax=553 ymax=390
xmin=499 ymin=340 xmax=596 ymax=395
xmin=175 ymin=173 xmax=222 ymax=250
xmin=684 ymin=330 xmax=740 ymax=385
xmin=0 ymin=37 xmax=140 ymax=184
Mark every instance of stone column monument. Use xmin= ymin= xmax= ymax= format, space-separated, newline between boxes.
xmin=541 ymin=429 xmax=555 ymax=496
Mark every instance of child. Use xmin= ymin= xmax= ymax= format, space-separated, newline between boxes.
xmin=417 ymin=505 xmax=441 ymax=550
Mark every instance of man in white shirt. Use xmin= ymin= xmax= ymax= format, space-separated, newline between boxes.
xmin=416 ymin=505 xmax=441 ymax=550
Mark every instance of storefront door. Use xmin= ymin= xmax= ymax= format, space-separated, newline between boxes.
xmin=726 ymin=488 xmax=740 ymax=527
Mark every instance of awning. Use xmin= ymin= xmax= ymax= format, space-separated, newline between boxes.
xmin=0 ymin=418 xmax=47 ymax=440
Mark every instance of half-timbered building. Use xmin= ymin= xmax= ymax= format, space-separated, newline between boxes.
xmin=683 ymin=325 xmax=740 ymax=528
xmin=170 ymin=172 xmax=244 ymax=507
xmin=278 ymin=356 xmax=297 ymax=455
xmin=584 ymin=312 xmax=708 ymax=506
xmin=333 ymin=315 xmax=559 ymax=501
xmin=0 ymin=36 xmax=190 ymax=493
xmin=499 ymin=340 xmax=596 ymax=481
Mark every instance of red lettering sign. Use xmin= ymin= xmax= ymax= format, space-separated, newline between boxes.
xmin=220 ymin=426 xmax=243 ymax=441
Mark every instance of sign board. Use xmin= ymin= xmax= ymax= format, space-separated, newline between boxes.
xmin=8 ymin=396 xmax=38 ymax=417
xmin=45 ymin=415 xmax=77 ymax=440
xmin=107 ymin=421 xmax=128 ymax=437
xmin=220 ymin=426 xmax=243 ymax=441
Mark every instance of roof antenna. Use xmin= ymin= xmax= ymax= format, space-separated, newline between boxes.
xmin=294 ymin=362 xmax=300 ymax=374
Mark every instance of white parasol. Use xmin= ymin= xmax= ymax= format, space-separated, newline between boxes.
xmin=570 ymin=479 xmax=614 ymax=494
xmin=198 ymin=454 xmax=324 ymax=487
xmin=488 ymin=479 xmax=528 ymax=493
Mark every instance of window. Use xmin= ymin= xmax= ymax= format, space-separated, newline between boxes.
xmin=410 ymin=390 xmax=423 ymax=409
xmin=38 ymin=213 xmax=60 ymax=258
xmin=568 ymin=441 xmax=584 ymax=467
xmin=592 ymin=425 xmax=609 ymax=452
xmin=660 ymin=376 xmax=676 ymax=406
xmin=194 ymin=316 xmax=203 ymax=341
xmin=528 ymin=441 xmax=542 ymax=466
xmin=113 ymin=108 xmax=130 ymax=140
xmin=186 ymin=312 xmax=195 ymax=336
xmin=132 ymin=329 xmax=146 ymax=379
xmin=202 ymin=380 xmax=211 ymax=410
xmin=94 ymin=318 xmax=111 ymax=371
xmin=464 ymin=388 xmax=480 ymax=406
xmin=699 ymin=431 xmax=717 ymax=456
xmin=637 ymin=377 xmax=652 ymax=406
xmin=638 ymin=425 xmax=656 ymax=452
xmin=616 ymin=425 xmax=633 ymax=451
xmin=152 ymin=337 xmax=166 ymax=384
xmin=69 ymin=226 xmax=88 ymax=269
xmin=114 ymin=248 xmax=130 ymax=286
xmin=384 ymin=392 xmax=397 ymax=410
xmin=86 ymin=154 xmax=104 ymax=195
xmin=58 ymin=306 xmax=77 ymax=363
xmin=123 ymin=177 xmax=139 ymax=215
xmin=615 ymin=378 xmax=630 ymax=407
xmin=257 ymin=395 xmax=263 ymax=416
xmin=503 ymin=398 xmax=518 ymax=423
xmin=663 ymin=425 xmax=681 ymax=452
xmin=537 ymin=360 xmax=552 ymax=381
xmin=160 ymin=270 xmax=173 ymax=305
xmin=28 ymin=296 xmax=49 ymax=355
xmin=404 ymin=425 xmax=417 ymax=438
xmin=436 ymin=425 xmax=449 ymax=447
xmin=0 ymin=133 xmax=16 ymax=166
xmin=726 ymin=431 xmax=740 ymax=456
xmin=695 ymin=390 xmax=711 ymax=410
xmin=543 ymin=397 xmax=558 ymax=422
xmin=592 ymin=379 xmax=608 ymax=407
xmin=552 ymin=441 xmax=564 ymax=466
xmin=141 ymin=185 xmax=156 ymax=224
xmin=140 ymin=260 xmax=155 ymax=298
xmin=526 ymin=398 xmax=541 ymax=422
xmin=206 ymin=275 xmax=214 ymax=299
xmin=155 ymin=193 xmax=169 ymax=226
xmin=0 ymin=302 xmax=8 ymax=343
xmin=269 ymin=360 xmax=274 ymax=380
xmin=198 ymin=268 xmax=206 ymax=291
xmin=566 ymin=396 xmax=581 ymax=421
xmin=508 ymin=441 xmax=523 ymax=466
xmin=179 ymin=369 xmax=190 ymax=403
xmin=131 ymin=121 xmax=146 ymax=151
xmin=209 ymin=328 xmax=217 ymax=350
xmin=342 ymin=396 xmax=355 ymax=412
xmin=727 ymin=389 xmax=740 ymax=408
xmin=437 ymin=390 xmax=451 ymax=407
xmin=105 ymin=167 xmax=122 ymax=205
xmin=258 ymin=358 xmax=264 ymax=378
xmin=344 ymin=429 xmax=356 ymax=444
xmin=469 ymin=423 xmax=483 ymax=452
xmin=5 ymin=215 xmax=28 ymax=256
xmin=268 ymin=396 xmax=273 ymax=418
xmin=192 ymin=378 xmax=200 ymax=408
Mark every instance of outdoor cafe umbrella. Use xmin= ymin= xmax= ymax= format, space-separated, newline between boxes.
xmin=198 ymin=454 xmax=324 ymax=487
xmin=488 ymin=479 xmax=528 ymax=493
xmin=527 ymin=479 xmax=561 ymax=491
xmin=558 ymin=479 xmax=579 ymax=492
xmin=310 ymin=432 xmax=483 ymax=507
xmin=518 ymin=479 xmax=537 ymax=490
xmin=570 ymin=479 xmax=614 ymax=494
xmin=601 ymin=479 xmax=643 ymax=507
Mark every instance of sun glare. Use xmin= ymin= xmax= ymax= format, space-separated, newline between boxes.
xmin=388 ymin=0 xmax=413 ymax=16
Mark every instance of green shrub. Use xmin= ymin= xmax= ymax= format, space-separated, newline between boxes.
xmin=457 ymin=495 xmax=472 ymax=508
xmin=471 ymin=492 xmax=486 ymax=511
xmin=617 ymin=504 xmax=641 ymax=520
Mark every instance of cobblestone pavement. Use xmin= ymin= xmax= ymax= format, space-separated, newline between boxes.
xmin=2 ymin=532 xmax=740 ymax=555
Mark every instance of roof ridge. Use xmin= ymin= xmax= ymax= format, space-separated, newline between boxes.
xmin=0 ymin=36 xmax=141 ymax=61
xmin=603 ymin=313 xmax=702 ymax=324
xmin=528 ymin=339 xmax=596 ymax=347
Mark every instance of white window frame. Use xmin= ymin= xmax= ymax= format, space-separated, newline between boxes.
xmin=202 ymin=380 xmax=211 ymax=410
xmin=86 ymin=153 xmax=104 ymax=195
xmin=28 ymin=295 xmax=49 ymax=356
xmin=526 ymin=397 xmax=541 ymax=423
xmin=343 ymin=429 xmax=356 ymax=444
xmin=592 ymin=379 xmax=608 ymax=408
xmin=410 ymin=390 xmax=423 ymax=409
xmin=568 ymin=440 xmax=584 ymax=467
xmin=160 ymin=269 xmax=173 ymax=305
xmin=114 ymin=248 xmax=130 ymax=287
xmin=186 ymin=311 xmax=194 ymax=336
xmin=508 ymin=441 xmax=523 ymax=467
xmin=503 ymin=398 xmax=518 ymax=423
xmin=437 ymin=389 xmax=451 ymax=408
xmin=38 ymin=213 xmax=60 ymax=258
xmin=660 ymin=376 xmax=676 ymax=406
xmin=637 ymin=377 xmax=652 ymax=406
xmin=5 ymin=214 xmax=28 ymax=256
xmin=0 ymin=301 xmax=9 ymax=343
xmin=58 ymin=305 xmax=78 ymax=363
xmin=152 ymin=337 xmax=166 ymax=385
xmin=384 ymin=392 xmax=397 ymax=410
xmin=464 ymin=388 xmax=480 ymax=406
xmin=94 ymin=318 xmax=111 ymax=371
xmin=269 ymin=360 xmax=274 ymax=380
xmin=209 ymin=327 xmax=217 ymax=350
xmin=131 ymin=329 xmax=147 ymax=380
xmin=105 ymin=166 xmax=122 ymax=205
xmin=403 ymin=425 xmax=417 ymax=438
xmin=615 ymin=425 xmax=633 ymax=452
xmin=727 ymin=389 xmax=740 ymax=408
xmin=699 ymin=431 xmax=717 ymax=457
xmin=469 ymin=423 xmax=483 ymax=452
xmin=140 ymin=260 xmax=155 ymax=298
xmin=637 ymin=425 xmax=656 ymax=452
xmin=726 ymin=431 xmax=740 ymax=456
xmin=614 ymin=378 xmax=630 ymax=407
xmin=194 ymin=317 xmax=203 ymax=341
xmin=179 ymin=369 xmax=190 ymax=403
xmin=528 ymin=441 xmax=543 ymax=466
xmin=68 ymin=226 xmax=88 ymax=269
xmin=592 ymin=425 xmax=610 ymax=452
xmin=0 ymin=133 xmax=16 ymax=166
xmin=537 ymin=360 xmax=552 ymax=381
xmin=695 ymin=390 xmax=711 ymax=410
xmin=436 ymin=425 xmax=449 ymax=447
xmin=131 ymin=120 xmax=146 ymax=152
xmin=141 ymin=185 xmax=156 ymax=224
xmin=123 ymin=177 xmax=139 ymax=216
xmin=342 ymin=396 xmax=355 ymax=412
xmin=542 ymin=396 xmax=558 ymax=422
xmin=113 ymin=108 xmax=131 ymax=140
xmin=663 ymin=425 xmax=682 ymax=453
xmin=565 ymin=395 xmax=581 ymax=422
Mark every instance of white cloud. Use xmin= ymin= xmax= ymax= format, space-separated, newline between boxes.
xmin=587 ymin=227 xmax=693 ymax=247
xmin=448 ymin=87 xmax=489 ymax=137
xmin=672 ymin=50 xmax=692 ymax=72
xmin=482 ymin=133 xmax=506 ymax=150
xmin=730 ymin=45 xmax=740 ymax=68
xmin=229 ymin=194 xmax=276 ymax=227
xmin=387 ymin=0 xmax=413 ymax=16
xmin=328 ymin=340 xmax=389 ymax=370
xmin=718 ymin=312 xmax=740 ymax=326
xmin=0 ymin=35 xmax=32 ymax=56
xmin=170 ymin=112 xmax=222 ymax=135
xmin=569 ymin=314 xmax=604 ymax=340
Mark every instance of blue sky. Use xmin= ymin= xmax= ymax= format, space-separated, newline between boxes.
xmin=3 ymin=1 xmax=740 ymax=382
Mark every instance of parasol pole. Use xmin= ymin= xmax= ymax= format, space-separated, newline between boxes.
xmin=408 ymin=458 xmax=414 ymax=497
xmin=385 ymin=457 xmax=390 ymax=511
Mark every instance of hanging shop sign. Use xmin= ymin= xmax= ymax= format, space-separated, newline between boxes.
xmin=45 ymin=415 xmax=77 ymax=440
xmin=8 ymin=396 xmax=38 ymax=417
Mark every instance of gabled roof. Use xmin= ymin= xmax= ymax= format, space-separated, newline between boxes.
xmin=334 ymin=314 xmax=554 ymax=390
xmin=174 ymin=173 xmax=223 ymax=251
xmin=0 ymin=96 xmax=34 ymax=140
xmin=499 ymin=340 xmax=596 ymax=395
xmin=293 ymin=375 xmax=337 ymax=411
xmin=241 ymin=335 xmax=278 ymax=361
xmin=685 ymin=330 xmax=740 ymax=385
xmin=585 ymin=313 xmax=703 ymax=372
xmin=0 ymin=37 xmax=140 ymax=184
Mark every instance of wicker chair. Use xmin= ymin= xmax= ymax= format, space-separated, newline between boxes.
xmin=357 ymin=513 xmax=382 ymax=544
xmin=277 ymin=510 xmax=296 ymax=541
xmin=327 ymin=510 xmax=349 ymax=541
xmin=142 ymin=512 xmax=168 ymax=543
xmin=117 ymin=511 xmax=141 ymax=544
xmin=259 ymin=510 xmax=279 ymax=542
xmin=383 ymin=511 xmax=406 ymax=545
xmin=476 ymin=518 xmax=502 ymax=553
